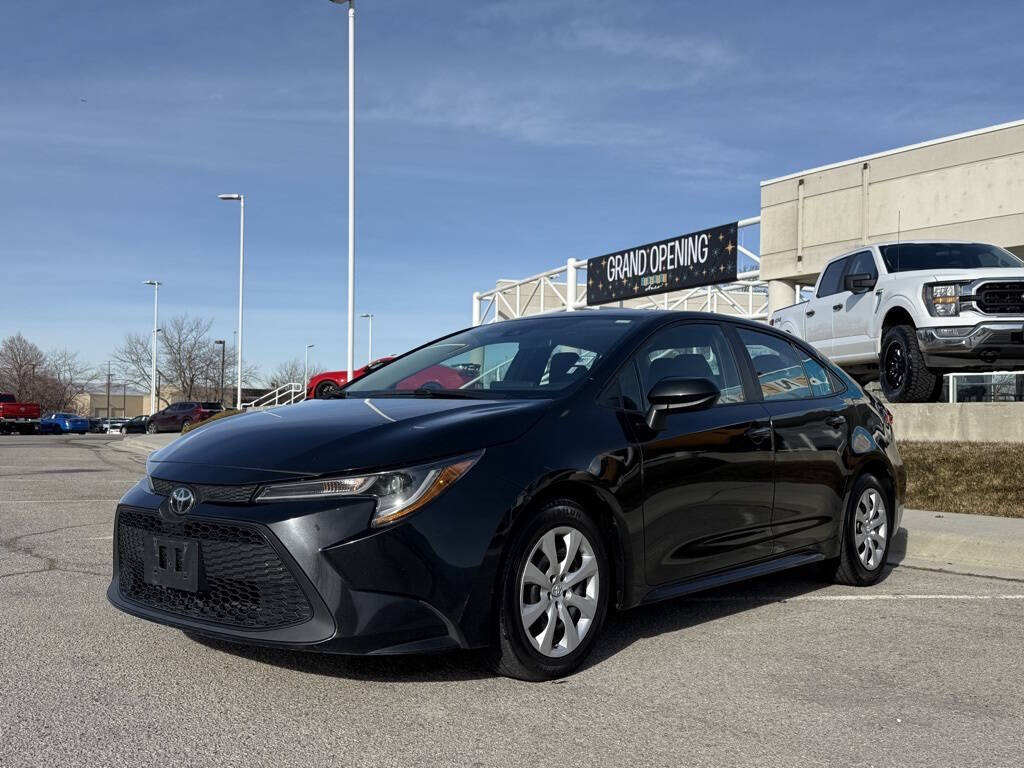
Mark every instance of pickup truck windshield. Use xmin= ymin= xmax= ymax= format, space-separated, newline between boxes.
xmin=880 ymin=243 xmax=1023 ymax=273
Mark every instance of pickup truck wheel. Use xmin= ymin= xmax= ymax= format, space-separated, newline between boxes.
xmin=880 ymin=325 xmax=938 ymax=403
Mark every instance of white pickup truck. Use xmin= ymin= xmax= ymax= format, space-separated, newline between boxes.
xmin=769 ymin=241 xmax=1024 ymax=402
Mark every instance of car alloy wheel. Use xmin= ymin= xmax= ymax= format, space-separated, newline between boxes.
xmin=853 ymin=487 xmax=887 ymax=571
xmin=882 ymin=339 xmax=906 ymax=392
xmin=518 ymin=526 xmax=600 ymax=658
xmin=147 ymin=423 xmax=157 ymax=434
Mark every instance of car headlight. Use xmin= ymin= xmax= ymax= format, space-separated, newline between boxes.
xmin=924 ymin=283 xmax=962 ymax=317
xmin=255 ymin=453 xmax=481 ymax=527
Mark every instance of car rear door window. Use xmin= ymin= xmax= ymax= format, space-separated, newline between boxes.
xmin=816 ymin=258 xmax=849 ymax=298
xmin=737 ymin=329 xmax=812 ymax=400
xmin=795 ymin=350 xmax=834 ymax=397
xmin=635 ymin=323 xmax=745 ymax=405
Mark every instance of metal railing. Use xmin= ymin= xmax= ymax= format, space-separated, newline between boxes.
xmin=242 ymin=382 xmax=306 ymax=409
xmin=472 ymin=217 xmax=765 ymax=324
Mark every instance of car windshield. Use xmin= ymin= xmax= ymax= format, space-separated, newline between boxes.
xmin=880 ymin=243 xmax=1023 ymax=272
xmin=345 ymin=315 xmax=637 ymax=398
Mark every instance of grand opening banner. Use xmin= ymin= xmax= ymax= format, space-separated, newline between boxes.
xmin=586 ymin=222 xmax=738 ymax=306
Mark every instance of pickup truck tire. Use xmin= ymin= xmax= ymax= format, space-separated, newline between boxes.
xmin=880 ymin=324 xmax=938 ymax=403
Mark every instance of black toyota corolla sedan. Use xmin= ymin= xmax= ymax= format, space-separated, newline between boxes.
xmin=108 ymin=311 xmax=904 ymax=680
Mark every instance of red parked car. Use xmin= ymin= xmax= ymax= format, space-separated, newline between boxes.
xmin=145 ymin=401 xmax=224 ymax=433
xmin=306 ymin=358 xmax=394 ymax=399
xmin=307 ymin=357 xmax=478 ymax=398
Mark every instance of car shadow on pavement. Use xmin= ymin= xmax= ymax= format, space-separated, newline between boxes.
xmin=188 ymin=533 xmax=906 ymax=684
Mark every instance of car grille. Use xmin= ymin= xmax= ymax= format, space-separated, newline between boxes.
xmin=116 ymin=509 xmax=313 ymax=629
xmin=150 ymin=477 xmax=257 ymax=504
xmin=976 ymin=281 xmax=1024 ymax=315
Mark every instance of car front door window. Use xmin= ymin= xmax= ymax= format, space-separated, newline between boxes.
xmin=634 ymin=322 xmax=774 ymax=586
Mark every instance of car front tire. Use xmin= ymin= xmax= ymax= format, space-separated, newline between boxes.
xmin=146 ymin=423 xmax=157 ymax=434
xmin=826 ymin=473 xmax=892 ymax=587
xmin=880 ymin=324 xmax=939 ymax=403
xmin=488 ymin=498 xmax=610 ymax=681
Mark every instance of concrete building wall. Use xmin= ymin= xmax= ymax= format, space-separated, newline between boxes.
xmin=760 ymin=120 xmax=1024 ymax=306
xmin=73 ymin=392 xmax=150 ymax=418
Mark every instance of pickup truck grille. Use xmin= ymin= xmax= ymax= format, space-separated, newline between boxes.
xmin=976 ymin=282 xmax=1024 ymax=315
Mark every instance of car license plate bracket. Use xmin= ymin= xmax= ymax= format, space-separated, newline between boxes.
xmin=143 ymin=535 xmax=201 ymax=593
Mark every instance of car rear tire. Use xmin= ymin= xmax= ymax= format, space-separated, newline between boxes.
xmin=880 ymin=324 xmax=939 ymax=403
xmin=180 ymin=419 xmax=192 ymax=431
xmin=825 ymin=474 xmax=892 ymax=587
xmin=487 ymin=499 xmax=610 ymax=681
xmin=315 ymin=381 xmax=342 ymax=399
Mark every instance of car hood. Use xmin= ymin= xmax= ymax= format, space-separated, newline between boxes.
xmin=147 ymin=396 xmax=550 ymax=482
xmin=909 ymin=268 xmax=1024 ymax=283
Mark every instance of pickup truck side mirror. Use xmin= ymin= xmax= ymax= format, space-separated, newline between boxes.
xmin=645 ymin=377 xmax=720 ymax=431
xmin=844 ymin=273 xmax=876 ymax=294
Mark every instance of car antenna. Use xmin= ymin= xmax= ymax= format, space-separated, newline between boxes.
xmin=896 ymin=210 xmax=901 ymax=272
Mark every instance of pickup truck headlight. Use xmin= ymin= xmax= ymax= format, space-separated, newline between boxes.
xmin=924 ymin=283 xmax=961 ymax=317
xmin=255 ymin=453 xmax=481 ymax=527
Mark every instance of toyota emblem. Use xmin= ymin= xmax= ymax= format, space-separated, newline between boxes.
xmin=168 ymin=486 xmax=196 ymax=515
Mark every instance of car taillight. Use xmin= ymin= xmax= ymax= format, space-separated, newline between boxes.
xmin=882 ymin=405 xmax=894 ymax=426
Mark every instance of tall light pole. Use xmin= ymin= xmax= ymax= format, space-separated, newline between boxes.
xmin=360 ymin=312 xmax=373 ymax=364
xmin=143 ymin=280 xmax=160 ymax=415
xmin=218 ymin=194 xmax=245 ymax=409
xmin=329 ymin=0 xmax=356 ymax=382
xmin=214 ymin=340 xmax=226 ymax=407
xmin=304 ymin=343 xmax=315 ymax=386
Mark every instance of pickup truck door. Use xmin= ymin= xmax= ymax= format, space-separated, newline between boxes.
xmin=832 ymin=251 xmax=879 ymax=362
xmin=805 ymin=257 xmax=849 ymax=359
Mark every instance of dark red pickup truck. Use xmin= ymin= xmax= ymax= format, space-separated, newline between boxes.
xmin=0 ymin=393 xmax=42 ymax=434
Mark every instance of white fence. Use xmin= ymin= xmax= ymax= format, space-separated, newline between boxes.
xmin=472 ymin=216 xmax=766 ymax=325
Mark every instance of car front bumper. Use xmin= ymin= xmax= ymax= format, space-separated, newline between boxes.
xmin=106 ymin=459 xmax=519 ymax=655
xmin=917 ymin=321 xmax=1024 ymax=369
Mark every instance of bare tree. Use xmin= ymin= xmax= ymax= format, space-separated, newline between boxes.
xmin=0 ymin=333 xmax=47 ymax=400
xmin=263 ymin=358 xmax=323 ymax=389
xmin=112 ymin=332 xmax=153 ymax=394
xmin=36 ymin=349 xmax=96 ymax=412
xmin=160 ymin=315 xmax=216 ymax=401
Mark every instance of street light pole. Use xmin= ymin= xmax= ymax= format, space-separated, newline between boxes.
xmin=143 ymin=280 xmax=160 ymax=415
xmin=329 ymin=0 xmax=356 ymax=382
xmin=218 ymin=194 xmax=245 ymax=409
xmin=304 ymin=343 xmax=316 ymax=386
xmin=214 ymin=340 xmax=226 ymax=407
xmin=360 ymin=312 xmax=373 ymax=364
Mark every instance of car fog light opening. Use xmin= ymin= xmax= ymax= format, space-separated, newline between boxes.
xmin=255 ymin=454 xmax=481 ymax=527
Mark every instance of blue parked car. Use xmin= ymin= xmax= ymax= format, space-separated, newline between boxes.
xmin=39 ymin=412 xmax=90 ymax=434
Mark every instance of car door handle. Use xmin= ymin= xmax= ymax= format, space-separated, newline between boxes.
xmin=825 ymin=415 xmax=847 ymax=428
xmin=805 ymin=309 xmax=815 ymax=317
xmin=832 ymin=303 xmax=843 ymax=311
xmin=745 ymin=426 xmax=773 ymax=445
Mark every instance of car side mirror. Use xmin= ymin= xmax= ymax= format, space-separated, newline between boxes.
xmin=844 ymin=272 xmax=876 ymax=294
xmin=645 ymin=377 xmax=720 ymax=431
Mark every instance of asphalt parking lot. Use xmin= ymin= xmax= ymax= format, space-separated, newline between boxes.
xmin=1 ymin=435 xmax=1022 ymax=767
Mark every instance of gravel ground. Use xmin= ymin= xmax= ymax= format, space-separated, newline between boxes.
xmin=1 ymin=434 xmax=1022 ymax=768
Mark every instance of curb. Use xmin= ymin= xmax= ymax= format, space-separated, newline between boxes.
xmin=889 ymin=509 xmax=1024 ymax=580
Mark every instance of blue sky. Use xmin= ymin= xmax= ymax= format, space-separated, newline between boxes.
xmin=3 ymin=0 xmax=1022 ymax=376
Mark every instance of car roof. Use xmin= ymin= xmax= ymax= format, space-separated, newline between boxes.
xmin=495 ymin=307 xmax=771 ymax=333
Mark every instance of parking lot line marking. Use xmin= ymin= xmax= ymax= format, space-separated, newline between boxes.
xmin=681 ymin=594 xmax=1024 ymax=602
xmin=0 ymin=499 xmax=123 ymax=504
